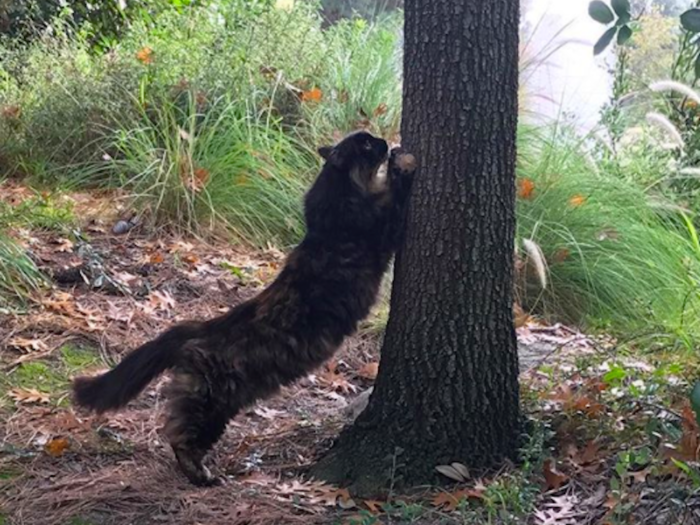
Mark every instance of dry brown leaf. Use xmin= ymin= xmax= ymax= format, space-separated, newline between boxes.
xmin=44 ymin=437 xmax=70 ymax=457
xmin=182 ymin=253 xmax=199 ymax=265
xmin=301 ymin=87 xmax=323 ymax=103
xmin=629 ymin=467 xmax=650 ymax=484
xmin=8 ymin=337 xmax=49 ymax=353
xmin=136 ymin=46 xmax=154 ymax=64
xmin=579 ymin=439 xmax=600 ymax=465
xmin=431 ymin=487 xmax=484 ymax=512
xmin=513 ymin=303 xmax=531 ymax=328
xmin=431 ymin=492 xmax=462 ymax=512
xmin=148 ymin=290 xmax=176 ymax=311
xmin=253 ymin=406 xmax=285 ymax=420
xmin=9 ymin=387 xmax=50 ymax=405
xmin=319 ymin=368 xmax=357 ymax=394
xmin=357 ymin=362 xmax=379 ymax=380
xmin=543 ymin=458 xmax=568 ymax=490
xmin=42 ymin=291 xmax=77 ymax=316
xmin=149 ymin=252 xmax=165 ymax=264
xmin=373 ymin=103 xmax=388 ymax=117
xmin=518 ymin=178 xmax=535 ymax=199
xmin=106 ymin=301 xmax=134 ymax=325
xmin=170 ymin=240 xmax=195 ymax=253
xmin=569 ymin=194 xmax=586 ymax=207
xmin=51 ymin=237 xmax=74 ymax=253
xmin=364 ymin=500 xmax=383 ymax=514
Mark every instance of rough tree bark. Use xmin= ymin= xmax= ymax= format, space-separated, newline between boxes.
xmin=312 ymin=0 xmax=521 ymax=495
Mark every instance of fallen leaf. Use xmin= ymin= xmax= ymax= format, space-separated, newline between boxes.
xmin=357 ymin=362 xmax=379 ymax=380
xmin=431 ymin=492 xmax=463 ymax=512
xmin=513 ymin=302 xmax=531 ymax=328
xmin=106 ymin=301 xmax=134 ymax=325
xmin=9 ymin=388 xmax=50 ymax=405
xmin=579 ymin=439 xmax=600 ymax=465
xmin=373 ymin=103 xmax=388 ymax=117
xmin=240 ymin=471 xmax=278 ymax=486
xmin=435 ymin=462 xmax=470 ymax=482
xmin=518 ymin=178 xmax=535 ymax=199
xmin=629 ymin=467 xmax=650 ymax=484
xmin=569 ymin=194 xmax=586 ymax=207
xmin=148 ymin=290 xmax=176 ymax=312
xmin=572 ymin=395 xmax=605 ymax=417
xmin=363 ymin=500 xmax=383 ymax=514
xmin=431 ymin=487 xmax=484 ymax=512
xmin=253 ymin=406 xmax=285 ymax=420
xmin=186 ymin=167 xmax=209 ymax=192
xmin=149 ymin=252 xmax=165 ymax=264
xmin=319 ymin=368 xmax=357 ymax=394
xmin=51 ymin=237 xmax=74 ymax=253
xmin=44 ymin=437 xmax=70 ymax=457
xmin=182 ymin=253 xmax=199 ymax=265
xmin=136 ymin=46 xmax=154 ymax=64
xmin=543 ymin=458 xmax=568 ymax=490
xmin=8 ymin=337 xmax=49 ymax=353
xmin=301 ymin=87 xmax=323 ymax=103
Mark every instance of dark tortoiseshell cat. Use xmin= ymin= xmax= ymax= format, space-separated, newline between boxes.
xmin=72 ymin=131 xmax=416 ymax=486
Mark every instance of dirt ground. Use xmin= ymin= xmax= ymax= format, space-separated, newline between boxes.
xmin=3 ymin=182 xmax=697 ymax=525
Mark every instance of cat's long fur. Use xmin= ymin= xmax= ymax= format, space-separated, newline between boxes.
xmin=72 ymin=131 xmax=416 ymax=485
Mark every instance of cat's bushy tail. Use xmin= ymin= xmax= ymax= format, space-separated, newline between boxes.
xmin=72 ymin=323 xmax=200 ymax=413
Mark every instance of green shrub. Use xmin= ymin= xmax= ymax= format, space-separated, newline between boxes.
xmin=0 ymin=23 xmax=140 ymax=177
xmin=301 ymin=16 xmax=402 ymax=141
xmin=0 ymin=234 xmax=44 ymax=310
xmin=516 ymin=125 xmax=700 ymax=339
xmin=104 ymin=93 xmax=316 ymax=246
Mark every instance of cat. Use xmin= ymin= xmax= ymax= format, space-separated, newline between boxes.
xmin=72 ymin=130 xmax=417 ymax=486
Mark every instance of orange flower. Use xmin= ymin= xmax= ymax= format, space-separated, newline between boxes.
xmin=301 ymin=87 xmax=323 ymax=103
xmin=569 ymin=194 xmax=586 ymax=207
xmin=518 ymin=178 xmax=535 ymax=199
xmin=136 ymin=47 xmax=154 ymax=65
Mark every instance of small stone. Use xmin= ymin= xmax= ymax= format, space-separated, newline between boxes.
xmin=112 ymin=220 xmax=133 ymax=235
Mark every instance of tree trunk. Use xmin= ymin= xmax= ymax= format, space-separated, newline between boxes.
xmin=312 ymin=0 xmax=521 ymax=496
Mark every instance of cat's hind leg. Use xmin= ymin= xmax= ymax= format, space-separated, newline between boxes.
xmin=163 ymin=373 xmax=237 ymax=486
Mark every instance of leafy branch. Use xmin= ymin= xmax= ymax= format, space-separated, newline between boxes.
xmin=589 ymin=0 xmax=633 ymax=55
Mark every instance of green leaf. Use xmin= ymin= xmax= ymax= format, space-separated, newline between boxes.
xmin=695 ymin=53 xmax=700 ymax=80
xmin=594 ymin=27 xmax=618 ymax=55
xmin=611 ymin=0 xmax=630 ymax=18
xmin=690 ymin=380 xmax=700 ymax=427
xmin=589 ymin=1 xmax=615 ymax=24
xmin=681 ymin=8 xmax=700 ymax=33
xmin=617 ymin=25 xmax=632 ymax=45
xmin=603 ymin=365 xmax=627 ymax=384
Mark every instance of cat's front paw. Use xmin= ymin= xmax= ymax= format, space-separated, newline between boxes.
xmin=389 ymin=147 xmax=417 ymax=177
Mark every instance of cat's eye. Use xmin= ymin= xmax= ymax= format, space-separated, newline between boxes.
xmin=363 ymin=141 xmax=372 ymax=150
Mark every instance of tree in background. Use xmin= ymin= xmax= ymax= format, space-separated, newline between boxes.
xmin=313 ymin=0 xmax=522 ymax=495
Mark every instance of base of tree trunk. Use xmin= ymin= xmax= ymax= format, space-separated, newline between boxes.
xmin=312 ymin=416 xmax=523 ymax=498
xmin=311 ymin=424 xmax=412 ymax=498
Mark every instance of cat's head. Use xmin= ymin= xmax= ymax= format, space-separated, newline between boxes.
xmin=317 ymin=130 xmax=389 ymax=195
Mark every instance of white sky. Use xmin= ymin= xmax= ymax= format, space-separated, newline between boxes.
xmin=522 ymin=0 xmax=614 ymax=132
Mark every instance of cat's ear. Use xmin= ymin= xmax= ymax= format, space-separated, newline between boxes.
xmin=318 ymin=145 xmax=342 ymax=167
xmin=318 ymin=145 xmax=333 ymax=160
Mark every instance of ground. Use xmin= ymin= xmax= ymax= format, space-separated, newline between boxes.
xmin=1 ymin=181 xmax=700 ymax=525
